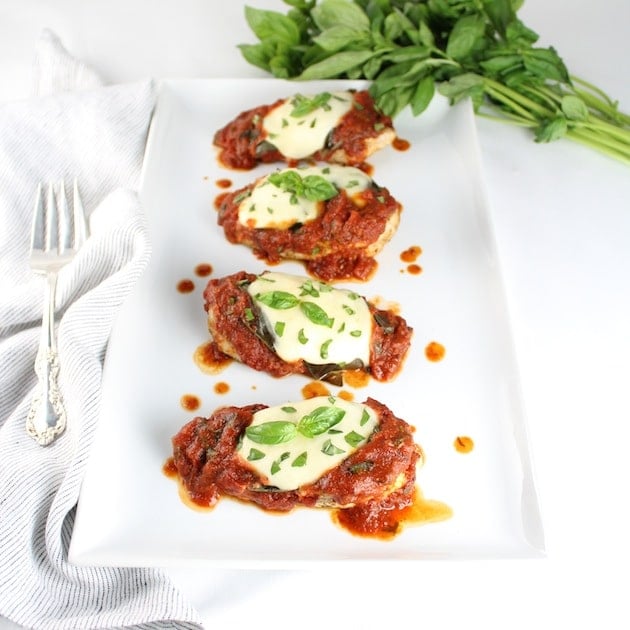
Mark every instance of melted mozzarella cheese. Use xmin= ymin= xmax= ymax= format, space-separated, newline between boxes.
xmin=237 ymin=164 xmax=371 ymax=229
xmin=247 ymin=271 xmax=372 ymax=365
xmin=262 ymin=91 xmax=353 ymax=159
xmin=238 ymin=396 xmax=378 ymax=490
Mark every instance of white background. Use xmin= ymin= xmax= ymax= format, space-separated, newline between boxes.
xmin=1 ymin=1 xmax=629 ymax=628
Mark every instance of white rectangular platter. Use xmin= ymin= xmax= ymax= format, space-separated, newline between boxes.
xmin=69 ymin=79 xmax=544 ymax=567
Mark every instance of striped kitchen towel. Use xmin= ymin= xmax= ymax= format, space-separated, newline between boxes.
xmin=0 ymin=29 xmax=202 ymax=629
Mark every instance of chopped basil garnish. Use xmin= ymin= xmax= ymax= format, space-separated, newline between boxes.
xmin=320 ymin=339 xmax=333 ymax=359
xmin=322 ymin=439 xmax=345 ymax=456
xmin=291 ymin=452 xmax=308 ymax=467
xmin=350 ymin=330 xmax=362 ymax=337
xmin=297 ymin=328 xmax=309 ymax=344
xmin=281 ymin=406 xmax=297 ymax=413
xmin=247 ymin=448 xmax=266 ymax=461
xmin=360 ymin=409 xmax=370 ymax=426
xmin=290 ymin=92 xmax=332 ymax=117
xmin=275 ymin=321 xmax=286 ymax=337
xmin=344 ymin=430 xmax=365 ymax=447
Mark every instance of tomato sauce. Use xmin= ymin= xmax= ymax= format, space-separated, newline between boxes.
xmin=213 ymin=90 xmax=394 ymax=170
xmin=203 ymin=271 xmax=413 ymax=383
xmin=218 ymin=184 xmax=400 ymax=283
xmin=167 ymin=398 xmax=435 ymax=539
xmin=177 ymin=279 xmax=195 ymax=293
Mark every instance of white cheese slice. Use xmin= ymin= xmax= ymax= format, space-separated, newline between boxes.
xmin=246 ymin=271 xmax=372 ymax=366
xmin=262 ymin=91 xmax=353 ymax=159
xmin=237 ymin=164 xmax=371 ymax=230
xmin=238 ymin=396 xmax=378 ymax=490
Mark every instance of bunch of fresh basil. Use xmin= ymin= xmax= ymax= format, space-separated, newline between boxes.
xmin=239 ymin=0 xmax=630 ymax=165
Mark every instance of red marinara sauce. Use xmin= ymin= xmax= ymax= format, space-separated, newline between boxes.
xmin=213 ymin=90 xmax=394 ymax=170
xmin=164 ymin=398 xmax=450 ymax=539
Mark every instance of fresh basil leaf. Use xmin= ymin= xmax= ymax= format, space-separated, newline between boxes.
xmin=535 ymin=116 xmax=568 ymax=143
xmin=481 ymin=0 xmax=515 ymax=37
xmin=238 ymin=43 xmax=272 ymax=72
xmin=300 ymin=301 xmax=334 ymax=327
xmin=302 ymin=175 xmax=338 ymax=201
xmin=446 ymin=14 xmax=487 ymax=61
xmin=311 ymin=0 xmax=370 ymax=32
xmin=376 ymin=84 xmax=415 ymax=118
xmin=411 ymin=75 xmax=435 ymax=116
xmin=438 ymin=73 xmax=485 ymax=105
xmin=256 ymin=290 xmax=299 ymax=310
xmin=561 ymin=95 xmax=589 ymax=121
xmin=505 ymin=19 xmax=539 ymax=47
xmin=479 ymin=53 xmax=523 ymax=76
xmin=244 ymin=6 xmax=300 ymax=46
xmin=314 ymin=25 xmax=370 ymax=53
xmin=522 ymin=47 xmax=569 ymax=83
xmin=246 ymin=421 xmax=297 ymax=445
xmin=298 ymin=406 xmax=346 ymax=438
xmin=298 ymin=50 xmax=381 ymax=80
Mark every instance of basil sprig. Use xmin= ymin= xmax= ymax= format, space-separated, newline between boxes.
xmin=240 ymin=0 xmax=630 ymax=165
xmin=268 ymin=170 xmax=338 ymax=202
xmin=245 ymin=405 xmax=346 ymax=445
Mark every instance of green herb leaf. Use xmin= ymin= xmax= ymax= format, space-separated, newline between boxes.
xmin=243 ymin=6 xmax=300 ymax=46
xmin=300 ymin=301 xmax=334 ymax=327
xmin=344 ymin=430 xmax=365 ymax=447
xmin=290 ymin=92 xmax=333 ymax=117
xmin=297 ymin=405 xmax=346 ymax=438
xmin=247 ymin=448 xmax=266 ymax=461
xmin=246 ymin=421 xmax=297 ymax=445
xmin=256 ymin=290 xmax=299 ymax=310
xmin=321 ymin=439 xmax=346 ymax=456
xmin=291 ymin=451 xmax=308 ymax=467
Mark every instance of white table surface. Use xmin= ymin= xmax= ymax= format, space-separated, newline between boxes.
xmin=2 ymin=1 xmax=629 ymax=628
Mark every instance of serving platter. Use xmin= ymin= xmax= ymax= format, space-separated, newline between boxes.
xmin=69 ymin=79 xmax=544 ymax=566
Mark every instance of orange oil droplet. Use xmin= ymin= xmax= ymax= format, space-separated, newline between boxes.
xmin=216 ymin=178 xmax=232 ymax=189
xmin=214 ymin=381 xmax=230 ymax=395
xmin=302 ymin=381 xmax=331 ymax=399
xmin=392 ymin=137 xmax=411 ymax=151
xmin=454 ymin=436 xmax=474 ymax=453
xmin=407 ymin=263 xmax=422 ymax=275
xmin=425 ymin=341 xmax=446 ymax=362
xmin=180 ymin=394 xmax=200 ymax=411
xmin=195 ymin=263 xmax=213 ymax=277
xmin=343 ymin=369 xmax=370 ymax=388
xmin=177 ymin=279 xmax=195 ymax=293
xmin=400 ymin=245 xmax=422 ymax=263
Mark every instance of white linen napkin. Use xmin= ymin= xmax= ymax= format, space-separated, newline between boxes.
xmin=0 ymin=30 xmax=203 ymax=629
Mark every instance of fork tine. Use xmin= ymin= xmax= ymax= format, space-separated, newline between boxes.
xmin=31 ymin=183 xmax=45 ymax=252
xmin=57 ymin=180 xmax=73 ymax=254
xmin=45 ymin=182 xmax=57 ymax=253
xmin=72 ymin=178 xmax=88 ymax=248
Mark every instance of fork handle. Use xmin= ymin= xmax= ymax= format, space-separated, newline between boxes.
xmin=26 ymin=272 xmax=67 ymax=446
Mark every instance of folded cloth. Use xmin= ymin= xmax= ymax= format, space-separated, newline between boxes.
xmin=0 ymin=30 xmax=202 ymax=629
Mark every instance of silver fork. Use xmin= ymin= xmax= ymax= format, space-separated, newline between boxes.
xmin=26 ymin=180 xmax=88 ymax=446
